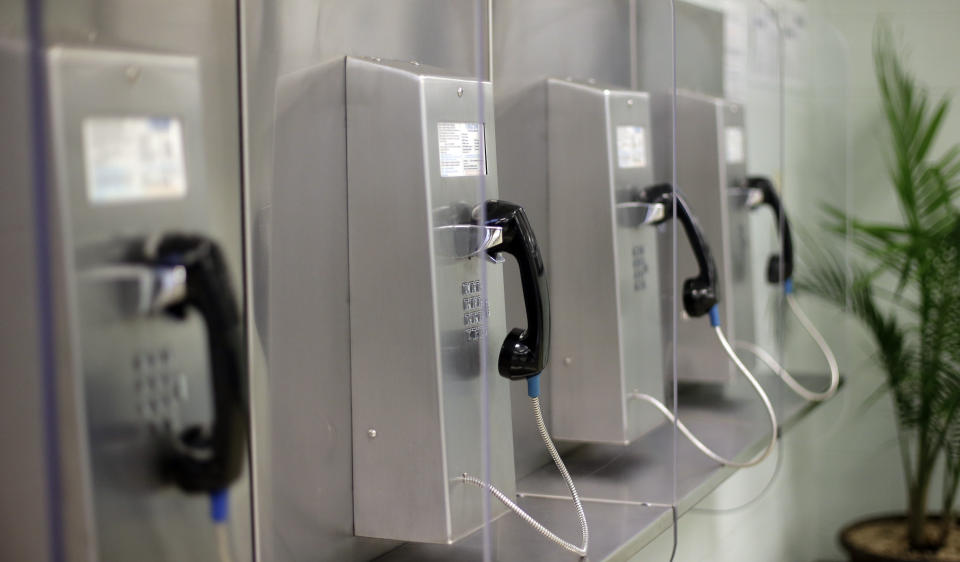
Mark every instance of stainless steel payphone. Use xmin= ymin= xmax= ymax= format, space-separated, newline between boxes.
xmin=546 ymin=78 xmax=666 ymax=445
xmin=346 ymin=56 xmax=517 ymax=544
xmin=546 ymin=80 xmax=777 ymax=468
xmin=649 ymin=91 xmax=839 ymax=397
xmin=266 ymin=56 xmax=586 ymax=556
xmin=47 ymin=47 xmax=247 ymax=561
xmin=346 ymin=58 xmax=585 ymax=555
xmin=650 ymin=90 xmax=756 ymax=384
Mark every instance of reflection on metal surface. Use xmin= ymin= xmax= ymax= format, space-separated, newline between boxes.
xmin=79 ymin=264 xmax=187 ymax=315
xmin=433 ymin=224 xmax=504 ymax=262
xmin=615 ymin=201 xmax=666 ymax=226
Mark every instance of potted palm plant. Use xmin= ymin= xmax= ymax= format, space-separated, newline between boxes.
xmin=799 ymin=23 xmax=960 ymax=561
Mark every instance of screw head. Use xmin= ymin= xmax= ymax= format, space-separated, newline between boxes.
xmin=367 ymin=428 xmax=377 ymax=438
xmin=457 ymin=87 xmax=464 ymax=97
xmin=124 ymin=65 xmax=141 ymax=83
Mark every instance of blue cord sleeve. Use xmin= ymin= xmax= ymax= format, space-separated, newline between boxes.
xmin=210 ymin=489 xmax=229 ymax=523
xmin=527 ymin=373 xmax=541 ymax=398
xmin=784 ymin=277 xmax=794 ymax=295
xmin=708 ymin=304 xmax=721 ymax=327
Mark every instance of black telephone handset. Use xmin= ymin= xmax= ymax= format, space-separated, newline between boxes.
xmin=637 ymin=184 xmax=719 ymax=318
xmin=483 ymin=200 xmax=549 ymax=380
xmin=747 ymin=176 xmax=794 ymax=284
xmin=137 ymin=234 xmax=246 ymax=493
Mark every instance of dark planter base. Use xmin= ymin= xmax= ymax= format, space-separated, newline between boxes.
xmin=840 ymin=514 xmax=960 ymax=561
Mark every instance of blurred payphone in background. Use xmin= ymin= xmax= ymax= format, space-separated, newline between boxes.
xmin=546 ymin=78 xmax=667 ymax=445
xmin=46 ymin=47 xmax=248 ymax=562
xmin=650 ymin=91 xmax=757 ymax=384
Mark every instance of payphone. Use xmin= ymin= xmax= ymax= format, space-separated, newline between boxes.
xmin=47 ymin=47 xmax=247 ymax=561
xmin=648 ymin=89 xmax=838 ymax=398
xmin=650 ymin=90 xmax=755 ymax=384
xmin=547 ymin=79 xmax=776 ymax=467
xmin=545 ymin=79 xmax=666 ymax=445
xmin=346 ymin=57 xmax=587 ymax=555
xmin=734 ymin=177 xmax=840 ymax=401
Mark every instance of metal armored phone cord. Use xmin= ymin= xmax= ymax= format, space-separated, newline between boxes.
xmin=734 ymin=279 xmax=840 ymax=402
xmin=459 ymin=374 xmax=589 ymax=557
xmin=629 ymin=305 xmax=779 ymax=468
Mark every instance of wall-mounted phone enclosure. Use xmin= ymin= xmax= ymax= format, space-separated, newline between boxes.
xmin=650 ymin=90 xmax=755 ymax=384
xmin=346 ymin=57 xmax=516 ymax=544
xmin=47 ymin=47 xmax=230 ymax=561
xmin=546 ymin=78 xmax=666 ymax=444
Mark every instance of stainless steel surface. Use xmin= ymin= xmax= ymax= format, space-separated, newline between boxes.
xmin=261 ymin=57 xmax=398 ymax=561
xmin=546 ymin=79 xmax=666 ymax=446
xmin=240 ymin=2 xmax=488 ymax=558
xmin=637 ymin=1 xmax=725 ymax=97
xmin=493 ymin=0 xmax=636 ymax=479
xmin=79 ymin=265 xmax=187 ymax=316
xmin=382 ymin=373 xmax=832 ymax=561
xmin=346 ymin=57 xmax=515 ymax=544
xmin=434 ymin=225 xmax=504 ymax=261
xmin=616 ymin=202 xmax=667 ymax=225
xmin=650 ymin=90 xmax=754 ymax=384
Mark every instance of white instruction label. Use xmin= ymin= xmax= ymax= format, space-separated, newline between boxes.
xmin=83 ymin=116 xmax=187 ymax=205
xmin=725 ymin=126 xmax=745 ymax=164
xmin=438 ymin=122 xmax=485 ymax=177
xmin=616 ymin=126 xmax=647 ymax=169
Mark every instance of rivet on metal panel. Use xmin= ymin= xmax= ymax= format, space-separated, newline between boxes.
xmin=627 ymin=99 xmax=635 ymax=107
xmin=457 ymin=87 xmax=463 ymax=98
xmin=124 ymin=65 xmax=141 ymax=83
xmin=367 ymin=429 xmax=377 ymax=438
xmin=563 ymin=357 xmax=573 ymax=366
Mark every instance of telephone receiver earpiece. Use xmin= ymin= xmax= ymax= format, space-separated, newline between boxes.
xmin=635 ymin=184 xmax=719 ymax=318
xmin=483 ymin=200 xmax=550 ymax=380
xmin=746 ymin=176 xmax=794 ymax=285
xmin=136 ymin=234 xmax=246 ymax=493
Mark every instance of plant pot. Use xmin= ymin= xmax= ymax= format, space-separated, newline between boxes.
xmin=839 ymin=514 xmax=960 ymax=561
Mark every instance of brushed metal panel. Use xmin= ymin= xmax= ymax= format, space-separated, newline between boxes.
xmin=546 ymin=79 xmax=665 ymax=445
xmin=637 ymin=1 xmax=724 ymax=97
xmin=493 ymin=0 xmax=635 ymax=478
xmin=346 ymin=57 xmax=515 ymax=544
xmin=266 ymin=59 xmax=399 ymax=560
